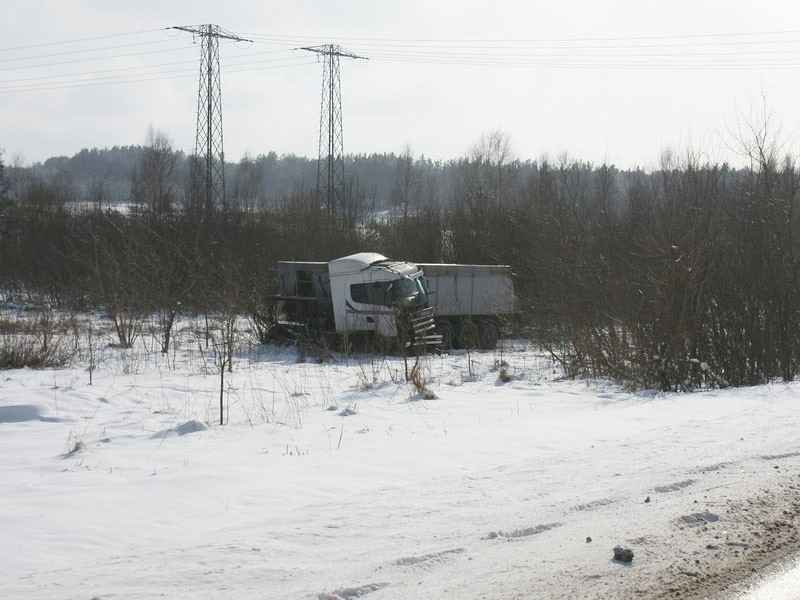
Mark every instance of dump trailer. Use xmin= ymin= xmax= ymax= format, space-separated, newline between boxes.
xmin=274 ymin=252 xmax=439 ymax=349
xmin=416 ymin=262 xmax=515 ymax=350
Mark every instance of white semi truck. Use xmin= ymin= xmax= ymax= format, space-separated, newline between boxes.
xmin=273 ymin=252 xmax=515 ymax=351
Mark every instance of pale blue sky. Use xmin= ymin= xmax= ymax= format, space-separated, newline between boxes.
xmin=2 ymin=0 xmax=800 ymax=168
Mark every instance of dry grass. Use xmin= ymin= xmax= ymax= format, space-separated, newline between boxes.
xmin=0 ymin=335 xmax=71 ymax=369
xmin=0 ymin=313 xmax=74 ymax=370
xmin=408 ymin=358 xmax=436 ymax=400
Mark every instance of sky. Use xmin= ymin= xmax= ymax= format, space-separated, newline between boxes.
xmin=2 ymin=0 xmax=800 ymax=169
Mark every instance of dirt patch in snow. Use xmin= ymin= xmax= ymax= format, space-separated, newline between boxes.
xmin=521 ymin=466 xmax=800 ymax=600
xmin=638 ymin=479 xmax=800 ymax=599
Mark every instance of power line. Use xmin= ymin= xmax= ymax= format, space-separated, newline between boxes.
xmin=0 ymin=43 xmax=199 ymax=73
xmin=0 ymin=61 xmax=317 ymax=95
xmin=246 ymin=29 xmax=800 ymax=71
xmin=0 ymin=57 xmax=199 ymax=85
xmin=2 ymin=25 xmax=800 ymax=97
xmin=0 ymin=28 xmax=165 ymax=53
xmin=4 ymin=27 xmax=799 ymax=73
xmin=0 ymin=37 xmax=195 ymax=65
xmin=0 ymin=51 xmax=303 ymax=87
xmin=350 ymin=46 xmax=800 ymax=63
xmin=243 ymin=28 xmax=800 ymax=45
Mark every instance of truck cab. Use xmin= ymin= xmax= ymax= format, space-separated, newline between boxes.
xmin=328 ymin=253 xmax=431 ymax=342
xmin=276 ymin=252 xmax=437 ymax=349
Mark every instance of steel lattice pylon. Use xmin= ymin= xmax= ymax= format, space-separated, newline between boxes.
xmin=172 ymin=25 xmax=251 ymax=211
xmin=301 ymin=45 xmax=367 ymax=214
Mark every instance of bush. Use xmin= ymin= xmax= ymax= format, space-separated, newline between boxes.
xmin=0 ymin=315 xmax=72 ymax=369
xmin=0 ymin=334 xmax=70 ymax=369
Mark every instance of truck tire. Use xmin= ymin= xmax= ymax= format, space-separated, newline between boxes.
xmin=436 ymin=320 xmax=454 ymax=352
xmin=457 ymin=319 xmax=479 ymax=349
xmin=478 ymin=320 xmax=499 ymax=350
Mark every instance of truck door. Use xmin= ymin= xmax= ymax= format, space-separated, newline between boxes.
xmin=345 ymin=278 xmax=397 ymax=338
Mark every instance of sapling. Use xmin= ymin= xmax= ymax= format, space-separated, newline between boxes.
xmin=87 ymin=320 xmax=95 ymax=386
xmin=212 ymin=337 xmax=230 ymax=426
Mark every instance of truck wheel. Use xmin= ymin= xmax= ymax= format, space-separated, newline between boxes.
xmin=458 ymin=319 xmax=479 ymax=349
xmin=436 ymin=320 xmax=454 ymax=351
xmin=479 ymin=320 xmax=499 ymax=350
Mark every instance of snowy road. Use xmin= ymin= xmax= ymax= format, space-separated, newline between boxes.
xmin=2 ymin=340 xmax=799 ymax=599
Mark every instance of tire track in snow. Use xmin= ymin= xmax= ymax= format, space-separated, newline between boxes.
xmin=391 ymin=547 xmax=465 ymax=566
xmin=316 ymin=582 xmax=389 ymax=599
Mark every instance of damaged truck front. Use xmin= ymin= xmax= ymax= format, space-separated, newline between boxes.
xmin=273 ymin=252 xmax=439 ymax=350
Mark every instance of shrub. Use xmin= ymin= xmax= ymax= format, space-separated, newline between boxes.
xmin=0 ymin=316 xmax=72 ymax=369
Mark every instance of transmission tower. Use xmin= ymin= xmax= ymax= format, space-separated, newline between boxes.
xmin=171 ymin=25 xmax=251 ymax=211
xmin=301 ymin=45 xmax=367 ymax=214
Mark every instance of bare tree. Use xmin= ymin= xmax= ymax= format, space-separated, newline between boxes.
xmin=86 ymin=179 xmax=111 ymax=211
xmin=131 ymin=127 xmax=178 ymax=220
xmin=448 ymin=131 xmax=520 ymax=264
xmin=232 ymin=152 xmax=265 ymax=210
xmin=391 ymin=144 xmax=421 ymax=219
xmin=467 ymin=130 xmax=517 ymax=206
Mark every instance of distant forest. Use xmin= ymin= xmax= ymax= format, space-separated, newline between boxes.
xmin=2 ymin=127 xmax=800 ymax=392
xmin=3 ymin=132 xmax=637 ymax=215
xmin=6 ymin=144 xmax=461 ymax=212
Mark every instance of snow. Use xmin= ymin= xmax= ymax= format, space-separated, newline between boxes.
xmin=2 ymin=319 xmax=800 ymax=599
xmin=737 ymin=557 xmax=800 ymax=600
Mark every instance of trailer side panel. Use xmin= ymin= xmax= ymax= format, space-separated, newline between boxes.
xmin=417 ymin=263 xmax=515 ymax=317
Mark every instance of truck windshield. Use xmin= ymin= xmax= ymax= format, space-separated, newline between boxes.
xmin=350 ymin=277 xmax=427 ymax=307
xmin=389 ymin=277 xmax=426 ymax=307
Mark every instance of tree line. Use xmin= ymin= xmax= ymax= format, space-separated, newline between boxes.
xmin=2 ymin=125 xmax=799 ymax=390
xmin=6 ymin=138 xmax=530 ymax=213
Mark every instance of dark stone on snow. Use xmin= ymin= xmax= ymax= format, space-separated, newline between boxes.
xmin=613 ymin=546 xmax=634 ymax=563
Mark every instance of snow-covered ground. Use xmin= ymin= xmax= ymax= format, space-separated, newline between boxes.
xmin=738 ymin=556 xmax=800 ymax=600
xmin=2 ymin=316 xmax=799 ymax=599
